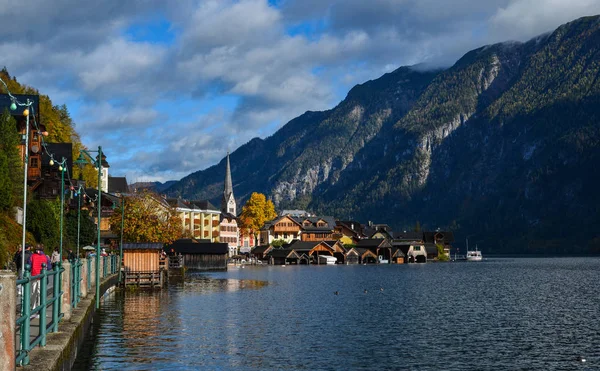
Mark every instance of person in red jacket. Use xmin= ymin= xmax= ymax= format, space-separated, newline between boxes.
xmin=28 ymin=248 xmax=49 ymax=318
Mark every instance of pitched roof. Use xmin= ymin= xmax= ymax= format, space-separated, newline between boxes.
xmin=122 ymin=243 xmax=163 ymax=250
xmin=357 ymin=239 xmax=391 ymax=249
xmin=251 ymin=245 xmax=272 ymax=255
xmin=423 ymin=231 xmax=455 ymax=243
xmin=189 ymin=200 xmax=219 ymax=211
xmin=168 ymin=240 xmax=228 ymax=254
xmin=268 ymin=248 xmax=299 ymax=258
xmin=393 ymin=231 xmax=424 ymax=241
xmin=425 ymin=243 xmax=438 ymax=255
xmin=292 ymin=216 xmax=336 ymax=232
xmin=286 ymin=240 xmax=322 ymax=252
xmin=166 ymin=198 xmax=189 ymax=209
xmin=108 ymin=176 xmax=128 ymax=194
xmin=336 ymin=221 xmax=365 ymax=236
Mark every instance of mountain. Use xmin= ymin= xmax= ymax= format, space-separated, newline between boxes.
xmin=166 ymin=16 xmax=600 ymax=254
xmin=130 ymin=180 xmax=177 ymax=193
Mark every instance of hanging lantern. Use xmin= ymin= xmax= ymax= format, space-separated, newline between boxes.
xmin=22 ymin=108 xmax=29 ymax=116
xmin=10 ymin=102 xmax=17 ymax=111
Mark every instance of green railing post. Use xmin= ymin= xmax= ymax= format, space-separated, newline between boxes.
xmin=21 ymin=267 xmax=31 ymax=365
xmin=52 ymin=264 xmax=60 ymax=332
xmin=103 ymin=256 xmax=107 ymax=277
xmin=87 ymin=258 xmax=92 ymax=291
xmin=39 ymin=265 xmax=48 ymax=346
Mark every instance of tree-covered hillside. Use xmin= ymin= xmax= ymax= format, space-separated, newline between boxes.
xmin=166 ymin=16 xmax=600 ymax=255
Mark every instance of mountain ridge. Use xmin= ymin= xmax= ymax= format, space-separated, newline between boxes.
xmin=166 ymin=15 xmax=600 ymax=254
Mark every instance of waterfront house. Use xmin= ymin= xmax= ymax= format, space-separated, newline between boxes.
xmin=287 ymin=240 xmax=335 ymax=264
xmin=345 ymin=248 xmax=360 ymax=264
xmin=259 ymin=215 xmax=302 ymax=245
xmin=250 ymin=245 xmax=272 ymax=261
xmin=334 ymin=220 xmax=365 ymax=245
xmin=325 ymin=240 xmax=347 ymax=264
xmin=424 ymin=231 xmax=454 ymax=257
xmin=167 ymin=238 xmax=228 ymax=271
xmin=391 ymin=247 xmax=406 ymax=264
xmin=220 ymin=213 xmax=239 ymax=257
xmin=351 ymin=247 xmax=378 ymax=264
xmin=356 ymin=239 xmax=393 ymax=263
xmin=268 ymin=248 xmax=300 ymax=265
xmin=295 ymin=216 xmax=337 ymax=241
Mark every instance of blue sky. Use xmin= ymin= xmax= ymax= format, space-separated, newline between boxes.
xmin=1 ymin=0 xmax=599 ymax=183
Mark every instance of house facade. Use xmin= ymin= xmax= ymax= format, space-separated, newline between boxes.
xmin=168 ymin=199 xmax=221 ymax=242
xmin=260 ymin=215 xmax=302 ymax=245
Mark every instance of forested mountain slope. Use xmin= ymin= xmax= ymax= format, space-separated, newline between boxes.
xmin=167 ymin=16 xmax=600 ymax=254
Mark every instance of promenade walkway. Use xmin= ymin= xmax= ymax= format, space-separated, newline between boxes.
xmin=0 ymin=255 xmax=120 ymax=371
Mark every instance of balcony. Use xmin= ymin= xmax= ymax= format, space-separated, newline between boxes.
xmin=273 ymin=226 xmax=300 ymax=233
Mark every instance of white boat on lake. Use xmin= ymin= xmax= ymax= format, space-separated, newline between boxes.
xmin=466 ymin=247 xmax=482 ymax=261
xmin=318 ymin=255 xmax=337 ymax=265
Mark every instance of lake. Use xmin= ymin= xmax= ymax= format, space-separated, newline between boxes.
xmin=74 ymin=258 xmax=600 ymax=370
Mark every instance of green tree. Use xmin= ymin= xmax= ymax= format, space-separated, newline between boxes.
xmin=436 ymin=244 xmax=449 ymax=262
xmin=271 ymin=239 xmax=286 ymax=248
xmin=239 ymin=192 xmax=277 ymax=245
xmin=0 ymin=153 xmax=12 ymax=210
xmin=65 ymin=209 xmax=97 ymax=250
xmin=0 ymin=108 xmax=22 ymax=207
xmin=26 ymin=199 xmax=60 ymax=249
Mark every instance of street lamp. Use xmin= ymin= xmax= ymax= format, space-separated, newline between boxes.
xmin=74 ymin=146 xmax=103 ymax=309
xmin=1 ymin=77 xmax=34 ymax=278
xmin=50 ymin=156 xmax=67 ymax=264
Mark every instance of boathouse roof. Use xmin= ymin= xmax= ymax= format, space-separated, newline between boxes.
xmin=122 ymin=243 xmax=163 ymax=250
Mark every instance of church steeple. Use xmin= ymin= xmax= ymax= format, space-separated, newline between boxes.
xmin=221 ymin=152 xmax=236 ymax=215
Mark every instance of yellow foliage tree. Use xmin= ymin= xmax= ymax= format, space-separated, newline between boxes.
xmin=109 ymin=190 xmax=182 ymax=245
xmin=239 ymin=192 xmax=276 ymax=245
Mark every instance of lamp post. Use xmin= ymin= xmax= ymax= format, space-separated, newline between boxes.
xmin=75 ymin=185 xmax=82 ymax=260
xmin=74 ymin=146 xmax=103 ymax=308
xmin=50 ymin=157 xmax=67 ymax=262
xmin=1 ymin=77 xmax=34 ymax=278
xmin=119 ymin=197 xmax=125 ymax=283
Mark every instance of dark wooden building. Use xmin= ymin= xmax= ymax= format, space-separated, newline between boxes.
xmin=168 ymin=239 xmax=228 ymax=271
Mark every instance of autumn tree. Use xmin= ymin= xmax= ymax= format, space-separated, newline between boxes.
xmin=109 ymin=190 xmax=182 ymax=244
xmin=239 ymin=192 xmax=276 ymax=246
xmin=0 ymin=109 xmax=22 ymax=208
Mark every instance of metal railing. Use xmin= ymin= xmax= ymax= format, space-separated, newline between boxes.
xmin=14 ymin=256 xmax=121 ymax=366
xmin=16 ymin=264 xmax=63 ymax=366
xmin=70 ymin=259 xmax=83 ymax=308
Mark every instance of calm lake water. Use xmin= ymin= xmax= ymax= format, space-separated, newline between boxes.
xmin=74 ymin=258 xmax=600 ymax=370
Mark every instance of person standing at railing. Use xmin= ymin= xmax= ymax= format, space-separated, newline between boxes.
xmin=13 ymin=244 xmax=33 ymax=278
xmin=67 ymin=248 xmax=76 ymax=261
xmin=51 ymin=248 xmax=60 ymax=268
xmin=28 ymin=248 xmax=48 ymax=318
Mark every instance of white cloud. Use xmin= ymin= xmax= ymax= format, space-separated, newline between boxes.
xmin=1 ymin=0 xmax=598 ymax=183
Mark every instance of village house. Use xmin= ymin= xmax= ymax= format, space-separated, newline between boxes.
xmin=167 ymin=199 xmax=221 ymax=243
xmin=355 ymin=238 xmax=394 ymax=264
xmin=260 ymin=215 xmax=302 ymax=245
xmin=334 ymin=220 xmax=365 ymax=245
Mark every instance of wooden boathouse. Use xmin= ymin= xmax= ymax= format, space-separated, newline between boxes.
xmin=122 ymin=242 xmax=166 ymax=287
xmin=168 ymin=239 xmax=229 ymax=271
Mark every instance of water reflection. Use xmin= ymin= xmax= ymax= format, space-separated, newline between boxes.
xmin=76 ymin=259 xmax=600 ymax=370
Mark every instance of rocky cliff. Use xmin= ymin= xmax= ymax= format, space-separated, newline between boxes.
xmin=166 ymin=16 xmax=600 ymax=254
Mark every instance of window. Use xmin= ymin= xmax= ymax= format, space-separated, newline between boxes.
xmin=30 ymin=157 xmax=38 ymax=168
xmin=414 ymin=246 xmax=421 ymax=251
